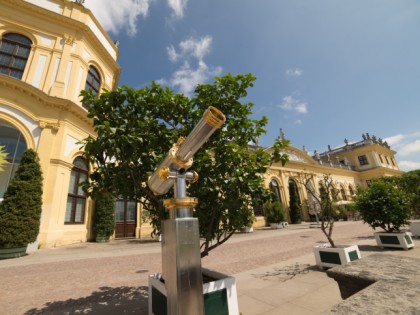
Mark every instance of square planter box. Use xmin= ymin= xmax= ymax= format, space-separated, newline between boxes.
xmin=148 ymin=268 xmax=238 ymax=315
xmin=270 ymin=223 xmax=283 ymax=229
xmin=240 ymin=226 xmax=253 ymax=233
xmin=313 ymin=244 xmax=361 ymax=269
xmin=409 ymin=221 xmax=420 ymax=237
xmin=374 ymin=231 xmax=414 ymax=250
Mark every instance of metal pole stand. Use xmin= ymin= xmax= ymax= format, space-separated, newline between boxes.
xmin=161 ymin=168 xmax=204 ymax=315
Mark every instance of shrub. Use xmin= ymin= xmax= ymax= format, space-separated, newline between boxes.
xmin=0 ymin=149 xmax=43 ymax=248
xmin=289 ymin=182 xmax=302 ymax=224
xmin=263 ymin=201 xmax=285 ymax=224
xmin=92 ymin=191 xmax=116 ymax=239
xmin=355 ymin=180 xmax=413 ymax=232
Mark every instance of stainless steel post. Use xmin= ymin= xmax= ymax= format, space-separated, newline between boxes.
xmin=161 ymin=170 xmax=204 ymax=315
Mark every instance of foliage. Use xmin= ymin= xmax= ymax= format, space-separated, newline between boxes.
xmin=92 ymin=190 xmax=116 ymax=239
xmin=355 ymin=180 xmax=413 ymax=232
xmin=296 ymin=173 xmax=340 ymax=247
xmin=263 ymin=201 xmax=285 ymax=224
xmin=382 ymin=170 xmax=420 ymax=217
xmin=0 ymin=146 xmax=7 ymax=172
xmin=0 ymin=149 xmax=43 ymax=248
xmin=81 ymin=73 xmax=289 ymax=257
xmin=238 ymin=202 xmax=257 ymax=228
xmin=289 ymin=181 xmax=302 ymax=224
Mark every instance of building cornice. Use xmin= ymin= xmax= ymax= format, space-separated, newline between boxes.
xmin=0 ymin=75 xmax=92 ymax=127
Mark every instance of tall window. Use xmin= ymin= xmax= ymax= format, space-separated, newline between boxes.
xmin=348 ymin=185 xmax=354 ymax=197
xmin=65 ymin=157 xmax=88 ymax=224
xmin=269 ymin=178 xmax=281 ymax=202
xmin=83 ymin=66 xmax=101 ymax=110
xmin=0 ymin=33 xmax=32 ymax=79
xmin=358 ymin=155 xmax=369 ymax=166
xmin=0 ymin=120 xmax=27 ymax=199
xmin=340 ymin=186 xmax=347 ymax=201
xmin=85 ymin=66 xmax=101 ymax=94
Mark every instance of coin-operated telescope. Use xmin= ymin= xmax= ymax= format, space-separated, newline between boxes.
xmin=148 ymin=106 xmax=225 ymax=315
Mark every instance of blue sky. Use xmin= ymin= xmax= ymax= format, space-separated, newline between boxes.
xmin=84 ymin=0 xmax=420 ymax=171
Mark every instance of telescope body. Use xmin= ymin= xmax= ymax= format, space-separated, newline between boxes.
xmin=148 ymin=106 xmax=225 ymax=195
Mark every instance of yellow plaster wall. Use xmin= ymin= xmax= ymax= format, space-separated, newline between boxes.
xmin=0 ymin=0 xmax=120 ymax=248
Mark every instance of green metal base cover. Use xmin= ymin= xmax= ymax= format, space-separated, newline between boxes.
xmin=152 ymin=286 xmax=229 ymax=315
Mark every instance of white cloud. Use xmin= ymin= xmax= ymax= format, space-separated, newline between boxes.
xmin=167 ymin=45 xmax=179 ymax=62
xmin=159 ymin=36 xmax=222 ymax=95
xmin=278 ymin=95 xmax=308 ymax=114
xmin=167 ymin=0 xmax=189 ymax=19
xmin=180 ymin=36 xmax=212 ymax=60
xmin=398 ymin=140 xmax=420 ymax=157
xmin=384 ymin=131 xmax=420 ymax=170
xmin=294 ymin=119 xmax=302 ymax=125
xmin=285 ymin=68 xmax=303 ymax=77
xmin=384 ymin=134 xmax=405 ymax=148
xmin=84 ymin=0 xmax=151 ymax=36
xmin=398 ymin=160 xmax=420 ymax=172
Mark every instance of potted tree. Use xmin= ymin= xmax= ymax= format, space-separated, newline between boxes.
xmin=81 ymin=74 xmax=290 ymax=314
xmin=383 ymin=170 xmax=420 ymax=237
xmin=263 ymin=201 xmax=285 ymax=229
xmin=92 ymin=190 xmax=116 ymax=242
xmin=298 ymin=173 xmax=361 ymax=268
xmin=239 ymin=204 xmax=256 ymax=233
xmin=355 ymin=179 xmax=414 ymax=250
xmin=0 ymin=149 xmax=43 ymax=259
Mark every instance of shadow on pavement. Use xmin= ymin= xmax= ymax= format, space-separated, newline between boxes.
xmin=24 ymin=286 xmax=149 ymax=314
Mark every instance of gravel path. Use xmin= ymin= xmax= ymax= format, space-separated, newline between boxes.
xmin=0 ymin=221 xmax=374 ymax=314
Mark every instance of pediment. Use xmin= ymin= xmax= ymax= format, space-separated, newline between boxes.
xmin=265 ymin=145 xmax=316 ymax=165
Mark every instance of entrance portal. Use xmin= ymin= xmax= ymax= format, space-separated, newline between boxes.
xmin=115 ymin=199 xmax=137 ymax=238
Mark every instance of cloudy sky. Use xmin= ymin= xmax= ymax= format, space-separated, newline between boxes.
xmin=84 ymin=0 xmax=420 ymax=171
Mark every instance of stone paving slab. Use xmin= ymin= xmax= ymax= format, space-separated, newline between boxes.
xmin=0 ymin=221 xmax=418 ymax=314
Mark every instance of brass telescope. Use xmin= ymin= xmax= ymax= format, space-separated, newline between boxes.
xmin=148 ymin=106 xmax=225 ymax=195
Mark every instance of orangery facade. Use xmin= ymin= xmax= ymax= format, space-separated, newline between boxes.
xmin=0 ymin=0 xmax=402 ymax=249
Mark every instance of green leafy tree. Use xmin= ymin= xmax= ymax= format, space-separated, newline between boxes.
xmin=92 ymin=190 xmax=116 ymax=241
xmin=382 ymin=170 xmax=420 ymax=217
xmin=81 ymin=73 xmax=288 ymax=257
xmin=0 ymin=146 xmax=7 ymax=172
xmin=289 ymin=181 xmax=302 ymax=224
xmin=355 ymin=180 xmax=413 ymax=232
xmin=0 ymin=149 xmax=43 ymax=248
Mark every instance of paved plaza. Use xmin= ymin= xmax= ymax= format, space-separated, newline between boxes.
xmin=0 ymin=221 xmax=418 ymax=314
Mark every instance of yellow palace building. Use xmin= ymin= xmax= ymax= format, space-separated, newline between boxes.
xmin=0 ymin=0 xmax=120 ymax=249
xmin=260 ymin=132 xmax=402 ymax=225
xmin=0 ymin=0 xmax=402 ymax=249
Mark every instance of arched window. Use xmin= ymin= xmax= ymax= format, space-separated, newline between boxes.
xmin=269 ymin=178 xmax=281 ymax=202
xmin=85 ymin=65 xmax=101 ymax=95
xmin=288 ymin=179 xmax=301 ymax=203
xmin=0 ymin=120 xmax=27 ymax=199
xmin=340 ymin=186 xmax=347 ymax=201
xmin=65 ymin=157 xmax=88 ymax=224
xmin=0 ymin=33 xmax=32 ymax=79
xmin=348 ymin=185 xmax=354 ymax=197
